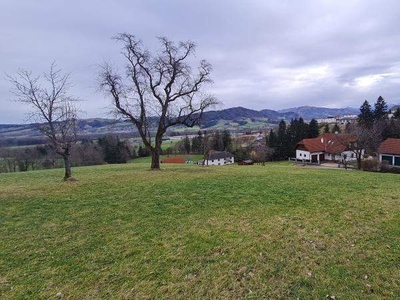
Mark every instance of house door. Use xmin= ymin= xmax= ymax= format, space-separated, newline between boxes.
xmin=311 ymin=154 xmax=318 ymax=163
xmin=319 ymin=154 xmax=325 ymax=162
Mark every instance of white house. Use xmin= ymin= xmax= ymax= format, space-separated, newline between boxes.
xmin=295 ymin=133 xmax=359 ymax=163
xmin=316 ymin=116 xmax=337 ymax=124
xmin=337 ymin=114 xmax=358 ymax=124
xmin=202 ymin=150 xmax=235 ymax=166
xmin=378 ymin=138 xmax=400 ymax=166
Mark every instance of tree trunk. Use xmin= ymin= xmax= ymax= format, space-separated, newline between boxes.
xmin=356 ymin=155 xmax=362 ymax=170
xmin=63 ymin=155 xmax=72 ymax=180
xmin=151 ymin=149 xmax=161 ymax=169
xmin=150 ymin=134 xmax=163 ymax=170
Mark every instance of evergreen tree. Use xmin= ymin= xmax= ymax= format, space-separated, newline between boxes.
xmin=393 ymin=107 xmax=400 ymax=119
xmin=308 ymin=119 xmax=319 ymax=138
xmin=191 ymin=131 xmax=204 ymax=154
xmin=297 ymin=118 xmax=309 ymax=140
xmin=383 ymin=118 xmax=400 ymax=139
xmin=268 ymin=129 xmax=277 ymax=148
xmin=267 ymin=129 xmax=278 ymax=161
xmin=287 ymin=118 xmax=309 ymax=157
xmin=323 ymin=123 xmax=330 ymax=133
xmin=98 ymin=134 xmax=130 ymax=163
xmin=374 ymin=95 xmax=388 ymax=121
xmin=138 ymin=145 xmax=151 ymax=157
xmin=332 ymin=123 xmax=341 ymax=133
xmin=213 ymin=130 xmax=224 ymax=151
xmin=222 ymin=129 xmax=232 ymax=151
xmin=358 ymin=100 xmax=374 ymax=129
xmin=232 ymin=148 xmax=249 ymax=162
xmin=183 ymin=135 xmax=191 ymax=154
xmin=276 ymin=120 xmax=289 ymax=160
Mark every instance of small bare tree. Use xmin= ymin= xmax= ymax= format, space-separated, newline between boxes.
xmin=99 ymin=33 xmax=219 ymax=169
xmin=335 ymin=131 xmax=363 ymax=169
xmin=336 ymin=122 xmax=384 ymax=170
xmin=250 ymin=139 xmax=274 ymax=166
xmin=7 ymin=63 xmax=79 ymax=180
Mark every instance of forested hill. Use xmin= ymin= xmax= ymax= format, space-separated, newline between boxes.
xmin=278 ymin=106 xmax=359 ymax=119
xmin=0 ymin=106 xmax=358 ymax=144
xmin=197 ymin=106 xmax=357 ymax=128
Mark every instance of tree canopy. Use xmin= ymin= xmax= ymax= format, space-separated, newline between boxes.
xmin=358 ymin=100 xmax=374 ymax=129
xmin=7 ymin=63 xmax=79 ymax=180
xmin=99 ymin=33 xmax=219 ymax=169
xmin=373 ymin=95 xmax=388 ymax=121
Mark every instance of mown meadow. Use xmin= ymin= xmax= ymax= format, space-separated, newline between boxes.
xmin=0 ymin=162 xmax=399 ymax=299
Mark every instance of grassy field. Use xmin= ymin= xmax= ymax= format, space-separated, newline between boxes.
xmin=0 ymin=162 xmax=399 ymax=299
xmin=130 ymin=155 xmax=204 ymax=165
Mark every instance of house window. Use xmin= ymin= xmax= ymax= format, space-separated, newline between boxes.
xmin=382 ymin=155 xmax=393 ymax=165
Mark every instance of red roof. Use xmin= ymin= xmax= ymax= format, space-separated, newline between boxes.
xmin=379 ymin=138 xmax=400 ymax=155
xmin=296 ymin=133 xmax=356 ymax=154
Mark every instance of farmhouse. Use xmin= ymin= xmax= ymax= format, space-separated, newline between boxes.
xmin=378 ymin=138 xmax=400 ymax=166
xmin=201 ymin=150 xmax=234 ymax=166
xmin=295 ymin=133 xmax=357 ymax=163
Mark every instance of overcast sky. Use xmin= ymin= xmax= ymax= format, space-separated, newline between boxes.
xmin=1 ymin=0 xmax=400 ymax=123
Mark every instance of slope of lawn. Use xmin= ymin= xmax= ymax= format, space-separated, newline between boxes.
xmin=0 ymin=162 xmax=399 ymax=299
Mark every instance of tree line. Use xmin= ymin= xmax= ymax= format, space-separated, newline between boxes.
xmin=0 ymin=134 xmax=135 ymax=173
xmin=343 ymin=96 xmax=400 ymax=169
xmin=163 ymin=130 xmax=233 ymax=156
xmin=267 ymin=118 xmax=320 ymax=160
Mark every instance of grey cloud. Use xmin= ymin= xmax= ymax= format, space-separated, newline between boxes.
xmin=2 ymin=0 xmax=400 ymax=123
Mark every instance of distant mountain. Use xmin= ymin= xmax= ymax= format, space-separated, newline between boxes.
xmin=199 ymin=107 xmax=268 ymax=128
xmin=259 ymin=108 xmax=299 ymax=120
xmin=199 ymin=106 xmax=358 ymax=128
xmin=0 ymin=105 xmax=360 ymax=145
xmin=389 ymin=104 xmax=400 ymax=111
xmin=277 ymin=106 xmax=359 ymax=120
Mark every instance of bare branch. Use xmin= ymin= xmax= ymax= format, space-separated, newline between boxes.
xmin=7 ymin=63 xmax=79 ymax=179
xmin=99 ymin=33 xmax=219 ymax=169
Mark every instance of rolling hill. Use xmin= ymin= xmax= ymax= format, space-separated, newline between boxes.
xmin=278 ymin=106 xmax=359 ymax=119
xmin=0 ymin=106 xmax=359 ymax=145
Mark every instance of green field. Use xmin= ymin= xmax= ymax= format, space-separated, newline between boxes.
xmin=1 ymin=162 xmax=399 ymax=299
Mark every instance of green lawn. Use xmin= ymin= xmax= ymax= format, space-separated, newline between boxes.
xmin=0 ymin=163 xmax=399 ymax=299
xmin=130 ymin=154 xmax=204 ymax=164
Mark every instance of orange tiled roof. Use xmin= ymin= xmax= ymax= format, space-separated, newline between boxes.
xmin=296 ymin=133 xmax=356 ymax=154
xmin=378 ymin=138 xmax=400 ymax=155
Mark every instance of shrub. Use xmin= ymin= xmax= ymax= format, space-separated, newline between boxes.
xmin=380 ymin=161 xmax=400 ymax=174
xmin=361 ymin=158 xmax=379 ymax=172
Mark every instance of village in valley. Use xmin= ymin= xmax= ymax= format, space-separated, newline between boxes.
xmin=156 ymin=100 xmax=400 ymax=173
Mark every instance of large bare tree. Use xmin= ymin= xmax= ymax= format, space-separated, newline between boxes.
xmin=7 ymin=63 xmax=79 ymax=180
xmin=99 ymin=33 xmax=219 ymax=169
